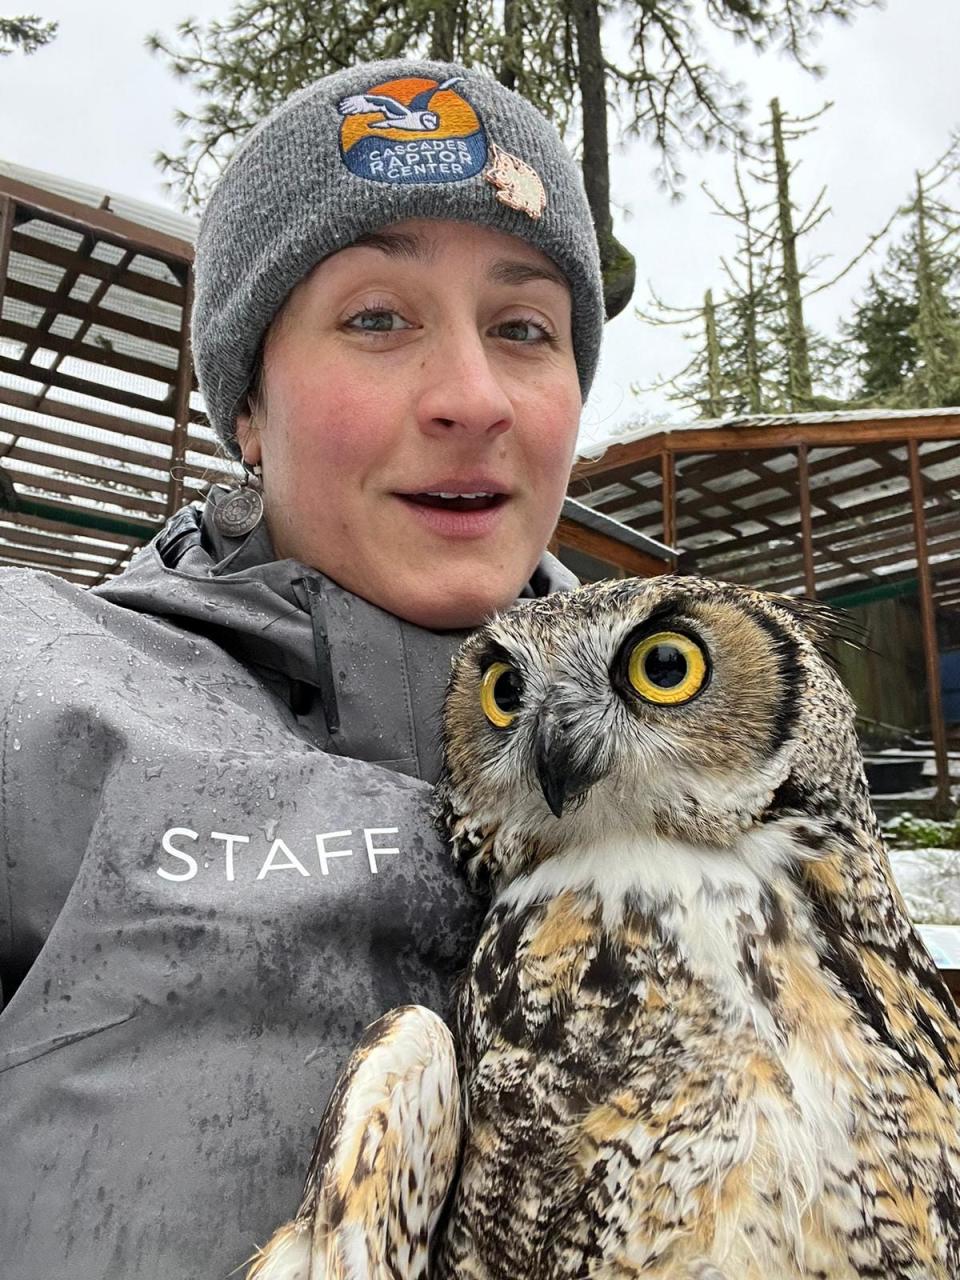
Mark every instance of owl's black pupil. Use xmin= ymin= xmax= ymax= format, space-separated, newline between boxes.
xmin=644 ymin=644 xmax=687 ymax=689
xmin=493 ymin=668 xmax=523 ymax=712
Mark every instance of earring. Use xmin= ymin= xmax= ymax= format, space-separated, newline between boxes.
xmin=212 ymin=463 xmax=264 ymax=538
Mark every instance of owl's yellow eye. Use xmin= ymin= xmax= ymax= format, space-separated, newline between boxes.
xmin=627 ymin=632 xmax=707 ymax=705
xmin=480 ymin=662 xmax=523 ymax=728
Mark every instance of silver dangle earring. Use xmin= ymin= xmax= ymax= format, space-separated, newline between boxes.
xmin=213 ymin=462 xmax=264 ymax=538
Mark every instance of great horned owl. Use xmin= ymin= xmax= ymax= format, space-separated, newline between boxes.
xmin=247 ymin=576 xmax=960 ymax=1279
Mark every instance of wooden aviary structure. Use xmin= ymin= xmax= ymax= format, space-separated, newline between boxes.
xmin=0 ymin=162 xmax=235 ymax=586
xmin=570 ymin=407 xmax=960 ymax=812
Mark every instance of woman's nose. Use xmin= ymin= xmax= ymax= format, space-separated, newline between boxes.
xmin=415 ymin=328 xmax=515 ymax=438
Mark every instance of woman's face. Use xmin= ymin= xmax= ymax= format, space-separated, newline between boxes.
xmin=236 ymin=218 xmax=581 ymax=630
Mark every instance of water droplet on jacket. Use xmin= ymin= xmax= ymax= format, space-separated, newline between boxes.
xmin=12 ymin=737 xmax=20 ymax=751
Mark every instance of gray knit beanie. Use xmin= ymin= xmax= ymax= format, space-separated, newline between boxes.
xmin=192 ymin=59 xmax=604 ymax=456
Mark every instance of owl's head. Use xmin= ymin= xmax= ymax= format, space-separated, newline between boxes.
xmin=437 ymin=576 xmax=866 ymax=888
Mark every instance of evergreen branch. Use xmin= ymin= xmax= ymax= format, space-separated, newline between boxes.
xmin=804 ymin=203 xmax=902 ymax=298
xmin=0 ymin=14 xmax=57 ymax=56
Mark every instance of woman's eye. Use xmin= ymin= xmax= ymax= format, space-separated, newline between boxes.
xmin=345 ymin=308 xmax=411 ymax=333
xmin=625 ymin=631 xmax=708 ymax=706
xmin=493 ymin=317 xmax=555 ymax=344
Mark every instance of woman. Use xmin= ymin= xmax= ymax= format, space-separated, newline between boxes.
xmin=0 ymin=59 xmax=603 ymax=1278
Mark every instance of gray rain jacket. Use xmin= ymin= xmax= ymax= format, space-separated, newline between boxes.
xmin=0 ymin=493 xmax=575 ymax=1280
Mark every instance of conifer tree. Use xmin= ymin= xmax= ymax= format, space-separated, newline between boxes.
xmin=641 ymin=98 xmax=895 ymax=418
xmin=702 ymin=289 xmax=723 ymax=419
xmin=768 ymin=97 xmax=815 ymax=407
xmin=846 ymin=273 xmax=919 ymax=400
xmin=704 ymin=155 xmax=784 ymax=414
xmin=910 ymin=170 xmax=960 ymax=405
xmin=640 ymin=117 xmax=821 ymax=417
xmin=845 ymin=154 xmax=960 ymax=407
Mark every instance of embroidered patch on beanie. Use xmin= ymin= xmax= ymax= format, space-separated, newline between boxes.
xmin=337 ymin=75 xmax=488 ymax=184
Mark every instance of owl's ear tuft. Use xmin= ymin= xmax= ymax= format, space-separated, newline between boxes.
xmin=767 ymin=595 xmax=866 ymax=665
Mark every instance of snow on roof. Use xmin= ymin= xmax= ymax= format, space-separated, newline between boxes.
xmin=0 ymin=158 xmax=198 ymax=245
xmin=576 ymin=404 xmax=960 ymax=460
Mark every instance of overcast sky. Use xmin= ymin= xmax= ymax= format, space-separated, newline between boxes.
xmin=2 ymin=0 xmax=958 ymax=449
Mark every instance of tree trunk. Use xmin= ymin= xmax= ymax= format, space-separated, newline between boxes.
xmin=704 ymin=290 xmax=723 ymax=418
xmin=429 ymin=0 xmax=456 ymax=61
xmin=569 ymin=0 xmax=635 ymax=319
xmin=771 ymin=98 xmax=812 ymax=410
xmin=742 ymin=222 xmax=763 ymax=414
xmin=912 ymin=171 xmax=949 ymax=407
xmin=499 ymin=0 xmax=519 ymax=90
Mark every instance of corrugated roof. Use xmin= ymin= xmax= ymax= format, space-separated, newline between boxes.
xmin=578 ymin=404 xmax=960 ymax=458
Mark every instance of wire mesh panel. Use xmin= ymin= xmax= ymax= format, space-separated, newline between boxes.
xmin=671 ymin=447 xmax=808 ymax=593
xmin=567 ymin=455 xmax=665 ymax=541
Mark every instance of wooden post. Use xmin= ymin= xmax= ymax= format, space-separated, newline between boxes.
xmin=796 ymin=443 xmax=816 ymax=598
xmin=661 ymin=450 xmax=676 ymax=555
xmin=0 ymin=197 xmax=15 ymax=468
xmin=0 ymin=196 xmax=14 ymax=313
xmin=908 ymin=439 xmax=951 ymax=813
xmin=166 ymin=266 xmax=194 ymax=518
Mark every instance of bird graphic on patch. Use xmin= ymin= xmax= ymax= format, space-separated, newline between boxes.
xmin=337 ymin=77 xmax=461 ymax=132
xmin=337 ymin=76 xmax=489 ymax=185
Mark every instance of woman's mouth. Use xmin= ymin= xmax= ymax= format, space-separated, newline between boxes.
xmin=394 ymin=489 xmax=510 ymax=537
xmin=404 ymin=491 xmax=507 ymax=513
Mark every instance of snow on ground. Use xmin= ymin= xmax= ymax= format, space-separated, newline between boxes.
xmin=888 ymin=848 xmax=960 ymax=925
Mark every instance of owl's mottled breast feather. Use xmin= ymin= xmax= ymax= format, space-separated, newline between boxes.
xmin=437 ymin=868 xmax=960 ymax=1280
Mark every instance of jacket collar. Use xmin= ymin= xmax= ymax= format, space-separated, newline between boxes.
xmin=94 ymin=491 xmax=577 ymax=783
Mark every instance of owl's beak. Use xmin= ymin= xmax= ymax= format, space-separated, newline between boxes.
xmin=534 ymin=706 xmax=597 ymax=818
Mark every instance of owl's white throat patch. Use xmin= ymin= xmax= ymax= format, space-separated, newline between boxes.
xmin=496 ymin=823 xmax=801 ymax=928
xmin=496 ymin=820 xmax=814 ymax=1046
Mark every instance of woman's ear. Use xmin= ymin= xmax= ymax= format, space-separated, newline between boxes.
xmin=236 ymin=412 xmax=262 ymax=467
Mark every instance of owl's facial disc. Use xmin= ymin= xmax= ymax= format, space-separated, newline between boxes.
xmin=455 ymin=585 xmax=808 ymax=851
xmin=529 ymin=623 xmax=712 ymax=817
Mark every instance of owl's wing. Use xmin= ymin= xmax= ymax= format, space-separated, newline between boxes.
xmin=245 ymin=1005 xmax=461 ymax=1280
xmin=407 ymin=77 xmax=461 ymax=111
xmin=801 ymin=830 xmax=960 ymax=1090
